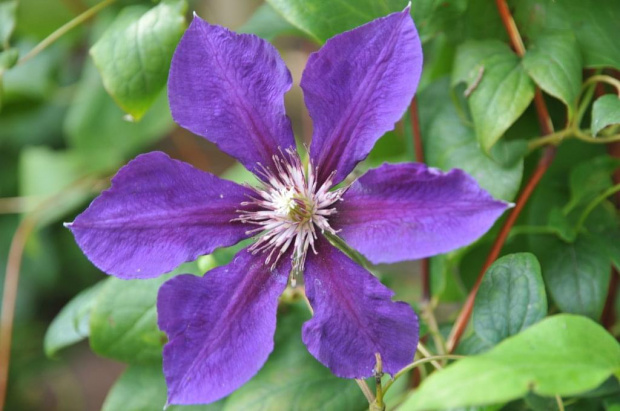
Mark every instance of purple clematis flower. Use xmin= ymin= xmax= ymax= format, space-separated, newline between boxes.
xmin=66 ymin=7 xmax=509 ymax=406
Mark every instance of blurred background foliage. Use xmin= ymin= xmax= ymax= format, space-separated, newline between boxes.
xmin=0 ymin=0 xmax=619 ymax=410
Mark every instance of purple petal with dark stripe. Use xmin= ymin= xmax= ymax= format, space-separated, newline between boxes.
xmin=168 ymin=16 xmax=295 ymax=176
xmin=302 ymin=236 xmax=418 ymax=378
xmin=301 ymin=8 xmax=422 ymax=186
xmin=158 ymin=248 xmax=290 ymax=405
xmin=67 ymin=152 xmax=253 ymax=279
xmin=332 ymin=163 xmax=510 ymax=264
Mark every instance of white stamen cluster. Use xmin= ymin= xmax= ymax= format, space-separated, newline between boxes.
xmin=235 ymin=149 xmax=343 ymax=282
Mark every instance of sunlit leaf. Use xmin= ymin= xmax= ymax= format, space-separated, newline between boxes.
xmin=89 ymin=262 xmax=201 ymax=364
xmin=522 ymin=31 xmax=582 ymax=118
xmin=401 ymin=315 xmax=620 ymax=410
xmin=453 ymin=41 xmax=534 ymax=152
xmin=90 ymin=0 xmax=187 ymax=119
xmin=591 ymin=95 xmax=620 ymax=136
xmin=44 ymin=281 xmax=106 ymax=357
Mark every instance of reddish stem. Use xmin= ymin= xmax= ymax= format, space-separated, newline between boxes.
xmin=410 ymin=97 xmax=430 ymax=302
xmin=0 ymin=218 xmax=36 ymax=409
xmin=447 ymin=147 xmax=556 ymax=351
xmin=447 ymin=0 xmax=556 ymax=352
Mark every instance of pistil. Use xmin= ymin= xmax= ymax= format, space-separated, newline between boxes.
xmin=234 ymin=149 xmax=343 ymax=279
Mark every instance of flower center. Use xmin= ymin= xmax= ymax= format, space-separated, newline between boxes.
xmin=234 ymin=149 xmax=343 ymax=281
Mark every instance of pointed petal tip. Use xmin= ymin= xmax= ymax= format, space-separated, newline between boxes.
xmin=63 ymin=221 xmax=73 ymax=228
xmin=404 ymin=1 xmax=412 ymax=13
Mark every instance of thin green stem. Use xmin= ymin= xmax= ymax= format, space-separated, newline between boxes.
xmin=371 ymin=353 xmax=385 ymax=411
xmin=527 ymin=129 xmax=571 ymax=151
xmin=528 ymin=127 xmax=620 ymax=151
xmin=421 ymin=300 xmax=447 ymax=357
xmin=507 ymin=225 xmax=559 ymax=239
xmin=575 ymin=183 xmax=620 ymax=233
xmin=17 ymin=0 xmax=116 ymax=65
xmin=573 ymin=129 xmax=620 ymax=144
xmin=355 ymin=379 xmax=375 ymax=404
xmin=575 ymin=82 xmax=597 ymax=128
xmin=417 ymin=342 xmax=442 ymax=370
xmin=582 ymin=74 xmax=620 ymax=97
xmin=556 ymin=395 xmax=565 ymax=411
xmin=382 ymin=354 xmax=464 ymax=394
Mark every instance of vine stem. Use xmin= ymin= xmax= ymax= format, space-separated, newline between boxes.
xmin=602 ymin=137 xmax=620 ymax=329
xmin=582 ymin=74 xmax=620 ymax=97
xmin=0 ymin=177 xmax=101 ymax=409
xmin=355 ymin=379 xmax=375 ymax=404
xmin=409 ymin=97 xmax=431 ymax=303
xmin=447 ymin=0 xmax=556 ymax=353
xmin=382 ymin=354 xmax=464 ymax=395
xmin=528 ymin=128 xmax=620 ymax=151
xmin=0 ymin=216 xmax=36 ymax=408
xmin=17 ymin=0 xmax=116 ymax=65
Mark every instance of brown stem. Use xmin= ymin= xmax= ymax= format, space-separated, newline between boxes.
xmin=447 ymin=147 xmax=556 ymax=351
xmin=602 ymin=128 xmax=620 ymax=328
xmin=447 ymin=0 xmax=556 ymax=352
xmin=495 ymin=0 xmax=525 ymax=57
xmin=0 ymin=217 xmax=36 ymax=408
xmin=410 ymin=97 xmax=430 ymax=302
xmin=0 ymin=176 xmax=101 ymax=408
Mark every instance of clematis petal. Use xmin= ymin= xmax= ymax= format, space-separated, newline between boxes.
xmin=67 ymin=152 xmax=254 ymax=279
xmin=157 ymin=248 xmax=290 ymax=405
xmin=332 ymin=163 xmax=510 ymax=264
xmin=301 ymin=8 xmax=422 ymax=186
xmin=168 ymin=15 xmax=295 ymax=177
xmin=302 ymin=236 xmax=418 ymax=378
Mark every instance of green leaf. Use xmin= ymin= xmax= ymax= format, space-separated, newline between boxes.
xmin=511 ymin=0 xmax=620 ymax=70
xmin=429 ymin=252 xmax=467 ymax=303
xmin=592 ymin=95 xmax=620 ymax=136
xmin=453 ymin=41 xmax=535 ymax=152
xmin=560 ymin=0 xmax=620 ymax=70
xmin=224 ymin=304 xmax=367 ymax=410
xmin=452 ymin=41 xmax=508 ymax=87
xmin=401 ymin=314 xmax=620 ymax=410
xmin=0 ymin=1 xmax=17 ymax=48
xmin=565 ymin=156 xmax=620 ymax=214
xmin=238 ymin=3 xmax=304 ymax=40
xmin=90 ymin=1 xmax=187 ymax=120
xmin=538 ymin=235 xmax=610 ymax=320
xmin=547 ymin=207 xmax=577 ymax=243
xmin=102 ymin=364 xmax=225 ymax=411
xmin=64 ymin=59 xmax=174 ymax=160
xmin=44 ymin=281 xmax=105 ymax=357
xmin=522 ymin=31 xmax=582 ymax=118
xmin=419 ymin=77 xmax=523 ymax=202
xmin=89 ymin=262 xmax=201 ymax=364
xmin=266 ymin=0 xmax=406 ymax=43
xmin=473 ymin=253 xmax=547 ymax=347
